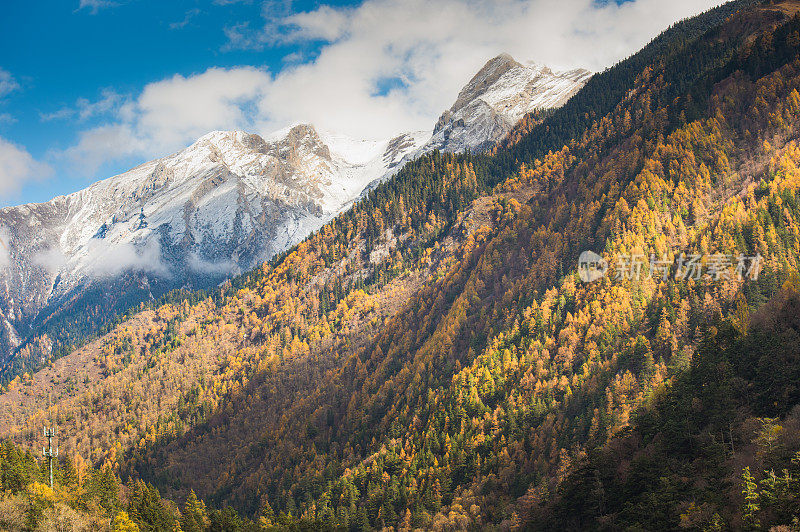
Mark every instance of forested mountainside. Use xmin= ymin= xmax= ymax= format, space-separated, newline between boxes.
xmin=4 ymin=0 xmax=800 ymax=530
xmin=0 ymin=54 xmax=582 ymax=391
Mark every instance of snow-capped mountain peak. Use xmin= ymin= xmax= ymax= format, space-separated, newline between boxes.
xmin=0 ymin=53 xmax=592 ymax=369
xmin=424 ymin=53 xmax=592 ymax=153
xmin=449 ymin=53 xmax=523 ymax=114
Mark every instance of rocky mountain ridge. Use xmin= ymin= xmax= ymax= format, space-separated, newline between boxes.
xmin=0 ymin=53 xmax=590 ymax=372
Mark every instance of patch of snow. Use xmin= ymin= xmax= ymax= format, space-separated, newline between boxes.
xmin=0 ymin=53 xmax=591 ymax=361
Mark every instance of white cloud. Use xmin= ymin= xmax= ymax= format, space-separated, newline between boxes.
xmin=77 ymin=0 xmax=118 ymax=14
xmin=84 ymin=238 xmax=169 ymax=278
xmin=0 ymin=137 xmax=52 ymax=199
xmin=39 ymin=108 xmax=74 ymax=122
xmin=62 ymin=0 xmax=728 ymax=172
xmin=222 ymin=0 xmax=293 ymax=51
xmin=188 ymin=253 xmax=237 ymax=276
xmin=250 ymin=0 xmax=730 ymax=139
xmin=284 ymin=6 xmax=351 ymax=42
xmin=60 ymin=68 xmax=271 ymax=173
xmin=0 ymin=227 xmax=10 ymax=269
xmin=62 ymin=125 xmax=146 ymax=175
xmin=136 ymin=67 xmax=270 ymax=148
xmin=170 ymin=8 xmax=202 ymax=30
xmin=0 ymin=69 xmax=19 ymax=100
xmin=222 ymin=22 xmax=255 ymax=50
xmin=41 ymin=89 xmax=124 ymax=122
xmin=33 ymin=247 xmax=67 ymax=275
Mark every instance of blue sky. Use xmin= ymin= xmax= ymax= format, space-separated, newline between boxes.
xmin=0 ymin=0 xmax=349 ymax=204
xmin=0 ymin=0 xmax=726 ymax=207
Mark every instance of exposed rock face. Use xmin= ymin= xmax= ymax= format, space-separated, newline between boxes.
xmin=0 ymin=126 xmax=428 ymax=363
xmin=422 ymin=54 xmax=592 ymax=153
xmin=0 ymin=53 xmax=592 ymax=370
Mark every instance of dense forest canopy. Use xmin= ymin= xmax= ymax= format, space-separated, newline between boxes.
xmin=3 ymin=1 xmax=800 ymax=530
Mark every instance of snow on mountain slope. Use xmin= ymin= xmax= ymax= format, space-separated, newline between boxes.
xmin=0 ymin=53 xmax=591 ymax=370
xmin=0 ymin=125 xmax=427 ymax=363
xmin=421 ymin=53 xmax=592 ymax=153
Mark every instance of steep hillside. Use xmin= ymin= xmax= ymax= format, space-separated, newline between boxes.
xmin=525 ymin=284 xmax=800 ymax=530
xmin=0 ymin=126 xmax=426 ymax=379
xmin=4 ymin=0 xmax=800 ymax=530
xmin=0 ymin=55 xmax=589 ymax=388
xmin=127 ymin=2 xmax=800 ymax=526
xmin=421 ymin=54 xmax=591 ymax=154
xmin=125 ymin=3 xmax=800 ymax=525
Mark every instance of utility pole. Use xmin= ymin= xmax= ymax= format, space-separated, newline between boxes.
xmin=42 ymin=427 xmax=58 ymax=488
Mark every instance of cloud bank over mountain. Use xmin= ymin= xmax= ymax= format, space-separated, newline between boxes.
xmin=57 ymin=0 xmax=726 ymax=174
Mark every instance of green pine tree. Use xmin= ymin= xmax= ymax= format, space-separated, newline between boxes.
xmin=181 ymin=490 xmax=209 ymax=532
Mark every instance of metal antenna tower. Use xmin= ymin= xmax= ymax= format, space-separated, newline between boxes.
xmin=43 ymin=427 xmax=58 ymax=488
